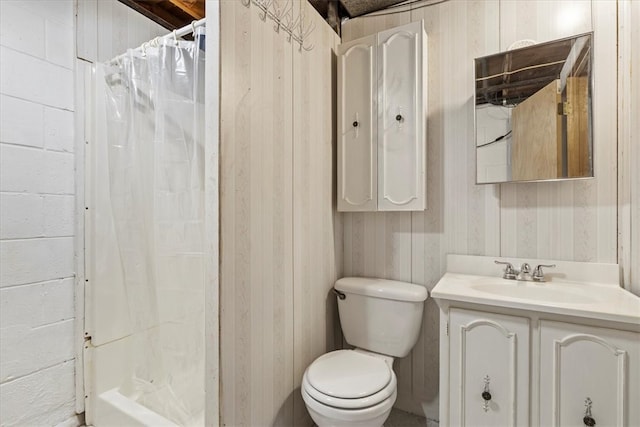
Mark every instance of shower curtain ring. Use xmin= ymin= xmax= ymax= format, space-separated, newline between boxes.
xmin=191 ymin=20 xmax=197 ymax=35
xmin=172 ymin=29 xmax=178 ymax=42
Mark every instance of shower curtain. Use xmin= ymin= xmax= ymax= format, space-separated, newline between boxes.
xmin=99 ymin=27 xmax=205 ymax=425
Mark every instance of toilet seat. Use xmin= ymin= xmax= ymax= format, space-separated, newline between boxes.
xmin=302 ymin=350 xmax=397 ymax=410
xmin=302 ymin=386 xmax=397 ymax=424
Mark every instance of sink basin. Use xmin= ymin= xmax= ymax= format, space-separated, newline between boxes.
xmin=431 ymin=255 xmax=640 ymax=325
xmin=470 ymin=282 xmax=598 ymax=304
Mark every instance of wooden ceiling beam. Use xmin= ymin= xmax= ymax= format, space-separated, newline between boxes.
xmin=168 ymin=0 xmax=205 ymax=20
xmin=118 ymin=0 xmax=204 ymax=31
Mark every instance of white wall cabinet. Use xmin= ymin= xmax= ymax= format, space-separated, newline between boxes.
xmin=539 ymin=321 xmax=640 ymax=427
xmin=337 ymin=21 xmax=427 ymax=211
xmin=441 ymin=310 xmax=640 ymax=427
xmin=449 ymin=309 xmax=530 ymax=427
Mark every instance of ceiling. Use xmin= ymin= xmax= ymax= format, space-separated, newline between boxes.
xmin=118 ymin=0 xmax=205 ymax=31
xmin=120 ymin=0 xmax=407 ymax=35
xmin=339 ymin=0 xmax=407 ymax=16
xmin=308 ymin=0 xmax=406 ymax=20
xmin=475 ymin=35 xmax=591 ymax=106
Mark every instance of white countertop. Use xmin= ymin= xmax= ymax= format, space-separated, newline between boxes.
xmin=431 ymin=272 xmax=640 ymax=325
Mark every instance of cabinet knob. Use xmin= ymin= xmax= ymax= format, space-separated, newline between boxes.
xmin=482 ymin=375 xmax=492 ymax=412
xmin=584 ymin=398 xmax=596 ymax=426
xmin=352 ymin=121 xmax=359 ymax=128
xmin=395 ymin=114 xmax=403 ymax=122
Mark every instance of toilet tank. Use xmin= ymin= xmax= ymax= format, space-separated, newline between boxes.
xmin=335 ymin=277 xmax=428 ymax=358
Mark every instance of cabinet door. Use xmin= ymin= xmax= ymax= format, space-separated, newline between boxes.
xmin=337 ymin=35 xmax=377 ymax=211
xmin=377 ymin=21 xmax=426 ymax=211
xmin=539 ymin=321 xmax=640 ymax=427
xmin=449 ymin=308 xmax=530 ymax=426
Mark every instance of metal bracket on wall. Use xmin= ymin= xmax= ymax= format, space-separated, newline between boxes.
xmin=241 ymin=0 xmax=315 ymax=51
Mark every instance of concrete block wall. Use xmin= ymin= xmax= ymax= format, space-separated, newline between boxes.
xmin=0 ymin=1 xmax=79 ymax=426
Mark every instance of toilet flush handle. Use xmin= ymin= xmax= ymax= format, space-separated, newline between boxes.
xmin=332 ymin=288 xmax=346 ymax=300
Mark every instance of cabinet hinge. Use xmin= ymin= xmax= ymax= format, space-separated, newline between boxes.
xmin=446 ymin=322 xmax=449 ymax=336
xmin=559 ymin=101 xmax=573 ymax=115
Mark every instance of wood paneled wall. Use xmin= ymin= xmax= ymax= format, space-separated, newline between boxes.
xmin=342 ymin=0 xmax=619 ymax=421
xmin=618 ymin=0 xmax=640 ymax=296
xmin=631 ymin=0 xmax=640 ymax=295
xmin=219 ymin=1 xmax=341 ymax=425
xmin=292 ymin=8 xmax=344 ymax=425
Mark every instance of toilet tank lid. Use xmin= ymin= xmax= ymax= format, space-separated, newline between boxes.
xmin=335 ymin=277 xmax=428 ymax=302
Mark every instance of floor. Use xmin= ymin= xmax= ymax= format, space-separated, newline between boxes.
xmin=81 ymin=408 xmax=436 ymax=427
xmin=385 ymin=408 xmax=438 ymax=427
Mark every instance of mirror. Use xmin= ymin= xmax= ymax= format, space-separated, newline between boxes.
xmin=475 ymin=33 xmax=593 ymax=184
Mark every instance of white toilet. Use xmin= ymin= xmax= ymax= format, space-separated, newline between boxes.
xmin=301 ymin=277 xmax=428 ymax=427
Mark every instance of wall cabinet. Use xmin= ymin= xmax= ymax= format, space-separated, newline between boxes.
xmin=337 ymin=21 xmax=427 ymax=211
xmin=443 ymin=309 xmax=640 ymax=427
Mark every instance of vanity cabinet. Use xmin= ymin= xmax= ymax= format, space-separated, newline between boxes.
xmin=442 ymin=311 xmax=640 ymax=427
xmin=539 ymin=321 xmax=640 ymax=427
xmin=337 ymin=21 xmax=427 ymax=212
xmin=449 ymin=309 xmax=530 ymax=426
xmin=433 ymin=255 xmax=640 ymax=427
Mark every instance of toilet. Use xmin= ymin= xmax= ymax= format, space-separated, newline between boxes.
xmin=301 ymin=277 xmax=428 ymax=427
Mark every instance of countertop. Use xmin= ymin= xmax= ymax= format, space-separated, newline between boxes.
xmin=431 ymin=272 xmax=640 ymax=325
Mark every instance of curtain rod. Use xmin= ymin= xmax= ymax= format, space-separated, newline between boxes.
xmin=109 ymin=18 xmax=206 ymax=64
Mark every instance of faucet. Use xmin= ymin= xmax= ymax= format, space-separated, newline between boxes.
xmin=532 ymin=264 xmax=556 ymax=282
xmin=517 ymin=263 xmax=531 ymax=281
xmin=495 ymin=260 xmax=518 ymax=280
xmin=495 ymin=260 xmax=556 ymax=282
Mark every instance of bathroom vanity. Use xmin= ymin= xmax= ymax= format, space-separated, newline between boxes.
xmin=432 ymin=254 xmax=640 ymax=427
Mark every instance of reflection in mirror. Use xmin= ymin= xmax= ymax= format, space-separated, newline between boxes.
xmin=475 ymin=33 xmax=593 ymax=184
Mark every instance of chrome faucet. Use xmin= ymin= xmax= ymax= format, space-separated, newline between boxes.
xmin=517 ymin=263 xmax=531 ymax=281
xmin=532 ymin=264 xmax=556 ymax=282
xmin=495 ymin=260 xmax=518 ymax=280
xmin=495 ymin=260 xmax=556 ymax=282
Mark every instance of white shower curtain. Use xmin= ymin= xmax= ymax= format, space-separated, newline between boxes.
xmin=100 ymin=27 xmax=205 ymax=425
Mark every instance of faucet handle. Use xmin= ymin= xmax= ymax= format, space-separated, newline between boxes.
xmin=532 ymin=264 xmax=556 ymax=282
xmin=495 ymin=260 xmax=517 ymax=280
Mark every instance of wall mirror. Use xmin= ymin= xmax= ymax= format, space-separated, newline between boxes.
xmin=474 ymin=33 xmax=593 ymax=184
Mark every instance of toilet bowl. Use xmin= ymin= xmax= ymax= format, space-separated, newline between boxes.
xmin=301 ymin=277 xmax=428 ymax=427
xmin=302 ymin=387 xmax=396 ymax=427
xmin=301 ymin=350 xmax=397 ymax=427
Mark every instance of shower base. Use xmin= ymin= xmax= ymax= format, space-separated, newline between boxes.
xmin=95 ymin=389 xmax=204 ymax=427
